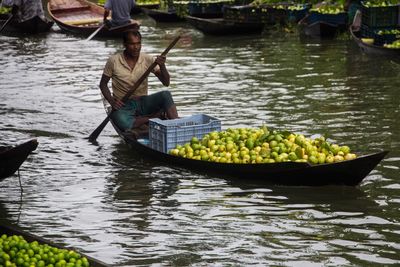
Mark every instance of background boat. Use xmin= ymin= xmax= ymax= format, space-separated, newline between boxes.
xmin=185 ymin=15 xmax=264 ymax=35
xmin=0 ymin=223 xmax=110 ymax=267
xmin=0 ymin=14 xmax=53 ymax=35
xmin=350 ymin=10 xmax=400 ymax=57
xmin=297 ymin=10 xmax=347 ymax=38
xmin=0 ymin=139 xmax=38 ymax=181
xmin=48 ymin=0 xmax=139 ymax=38
xmin=142 ymin=7 xmax=185 ymax=22
xmin=298 ymin=19 xmax=340 ymax=38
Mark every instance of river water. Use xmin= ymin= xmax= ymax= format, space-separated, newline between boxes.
xmin=1 ymin=14 xmax=400 ymax=266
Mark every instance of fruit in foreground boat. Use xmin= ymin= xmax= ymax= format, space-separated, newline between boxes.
xmin=0 ymin=233 xmax=90 ymax=267
xmin=361 ymin=38 xmax=374 ymax=45
xmin=169 ymin=126 xmax=358 ymax=164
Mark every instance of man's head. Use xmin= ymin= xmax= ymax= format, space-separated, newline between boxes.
xmin=123 ymin=30 xmax=142 ymax=57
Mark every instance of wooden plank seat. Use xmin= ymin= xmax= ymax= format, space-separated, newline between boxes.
xmin=51 ymin=5 xmax=91 ymax=14
xmin=62 ymin=17 xmax=102 ymax=25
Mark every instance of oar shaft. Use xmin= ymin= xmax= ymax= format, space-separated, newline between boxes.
xmin=121 ymin=35 xmax=181 ymax=103
xmin=0 ymin=14 xmax=14 ymax=33
xmin=85 ymin=23 xmax=105 ymax=41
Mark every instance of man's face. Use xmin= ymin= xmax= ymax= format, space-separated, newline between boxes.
xmin=124 ymin=34 xmax=141 ymax=57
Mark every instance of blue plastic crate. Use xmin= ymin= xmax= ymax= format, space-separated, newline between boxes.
xmin=149 ymin=114 xmax=221 ymax=153
xmin=361 ymin=2 xmax=399 ymax=27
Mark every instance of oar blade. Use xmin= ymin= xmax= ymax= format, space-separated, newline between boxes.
xmin=88 ymin=115 xmax=110 ymax=142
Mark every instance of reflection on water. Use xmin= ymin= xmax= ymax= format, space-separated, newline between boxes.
xmin=1 ymin=15 xmax=400 ymax=266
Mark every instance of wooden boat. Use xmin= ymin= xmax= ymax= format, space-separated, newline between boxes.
xmin=299 ymin=21 xmax=339 ymax=38
xmin=349 ymin=11 xmax=400 ymax=57
xmin=131 ymin=3 xmax=160 ymax=14
xmin=298 ymin=10 xmax=348 ymax=38
xmin=0 ymin=139 xmax=38 ymax=181
xmin=0 ymin=14 xmax=53 ymax=35
xmin=185 ymin=15 xmax=264 ymax=35
xmin=141 ymin=7 xmax=185 ymax=22
xmin=103 ymin=105 xmax=388 ymax=186
xmin=0 ymin=223 xmax=110 ymax=267
xmin=47 ymin=0 xmax=140 ymax=38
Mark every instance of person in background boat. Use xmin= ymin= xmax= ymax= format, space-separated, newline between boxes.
xmin=99 ymin=30 xmax=179 ymax=138
xmin=1 ymin=0 xmax=45 ymax=22
xmin=344 ymin=0 xmax=361 ymax=24
xmin=103 ymin=0 xmax=135 ymax=28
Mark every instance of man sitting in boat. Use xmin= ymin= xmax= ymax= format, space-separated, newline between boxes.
xmin=1 ymin=0 xmax=46 ymax=23
xmin=103 ymin=0 xmax=136 ymax=28
xmin=99 ymin=30 xmax=179 ymax=138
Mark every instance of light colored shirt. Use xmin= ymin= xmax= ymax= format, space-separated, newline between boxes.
xmin=104 ymin=0 xmax=135 ymax=26
xmin=1 ymin=0 xmax=45 ymax=22
xmin=103 ymin=52 xmax=160 ymax=100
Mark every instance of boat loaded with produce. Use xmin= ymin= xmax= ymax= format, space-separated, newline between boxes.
xmin=101 ymin=91 xmax=387 ymax=186
xmin=298 ymin=1 xmax=347 ymax=37
xmin=350 ymin=0 xmax=400 ymax=56
xmin=185 ymin=0 xmax=309 ymax=35
xmin=141 ymin=0 xmax=185 ymax=23
xmin=0 ymin=224 xmax=110 ymax=267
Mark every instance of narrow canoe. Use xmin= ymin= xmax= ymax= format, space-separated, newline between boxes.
xmin=185 ymin=15 xmax=264 ymax=35
xmin=104 ymin=106 xmax=388 ymax=186
xmin=141 ymin=8 xmax=185 ymax=23
xmin=0 ymin=14 xmax=53 ymax=35
xmin=0 ymin=224 xmax=110 ymax=267
xmin=0 ymin=139 xmax=38 ymax=181
xmin=47 ymin=0 xmax=140 ymax=38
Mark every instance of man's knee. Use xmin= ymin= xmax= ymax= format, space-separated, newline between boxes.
xmin=160 ymin=90 xmax=174 ymax=107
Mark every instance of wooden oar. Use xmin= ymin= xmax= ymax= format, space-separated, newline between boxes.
xmin=88 ymin=35 xmax=181 ymax=142
xmin=0 ymin=14 xmax=13 ymax=34
xmin=85 ymin=23 xmax=105 ymax=41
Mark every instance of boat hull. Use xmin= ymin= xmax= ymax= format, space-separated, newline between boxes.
xmin=0 ymin=15 xmax=53 ymax=35
xmin=142 ymin=8 xmax=185 ymax=22
xmin=0 ymin=139 xmax=38 ymax=181
xmin=299 ymin=20 xmax=339 ymax=38
xmin=185 ymin=16 xmax=264 ymax=35
xmin=350 ymin=26 xmax=400 ymax=57
xmin=104 ymin=106 xmax=387 ymax=186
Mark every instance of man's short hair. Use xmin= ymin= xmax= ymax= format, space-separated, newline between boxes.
xmin=123 ymin=30 xmax=142 ymax=43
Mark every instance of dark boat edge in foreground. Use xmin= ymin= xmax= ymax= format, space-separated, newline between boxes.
xmin=0 ymin=139 xmax=38 ymax=181
xmin=0 ymin=224 xmax=110 ymax=267
xmin=105 ymin=107 xmax=388 ymax=186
